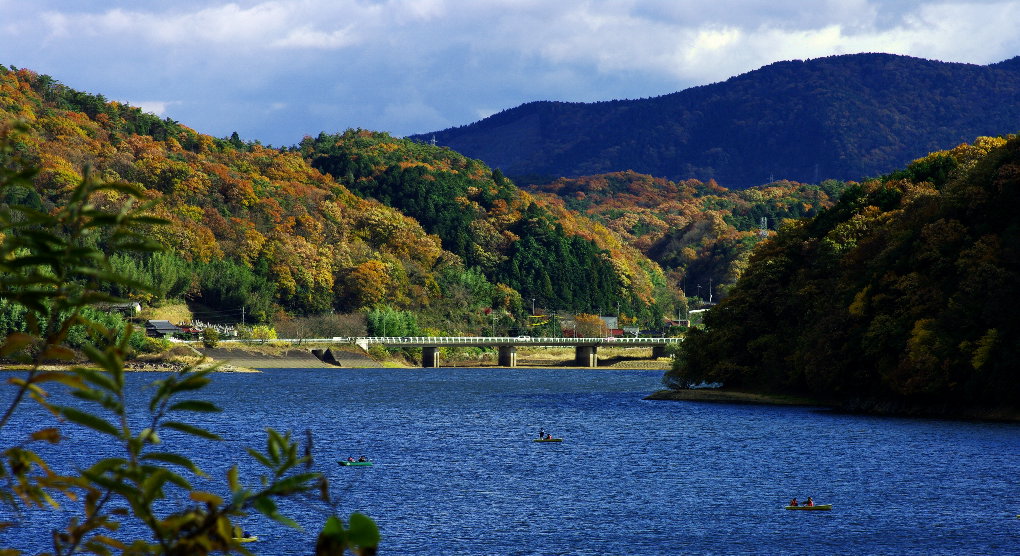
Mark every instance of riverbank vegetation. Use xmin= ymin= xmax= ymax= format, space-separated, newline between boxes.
xmin=666 ymin=135 xmax=1020 ymax=417
xmin=0 ymin=129 xmax=378 ymax=552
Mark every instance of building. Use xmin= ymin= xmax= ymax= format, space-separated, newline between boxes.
xmin=145 ymin=320 xmax=182 ymax=339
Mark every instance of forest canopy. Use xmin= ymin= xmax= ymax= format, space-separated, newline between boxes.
xmin=666 ymin=135 xmax=1020 ymax=412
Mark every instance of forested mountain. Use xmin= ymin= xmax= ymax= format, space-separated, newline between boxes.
xmin=301 ymin=131 xmax=676 ymax=321
xmin=0 ymin=66 xmax=674 ymax=330
xmin=413 ymin=53 xmax=1020 ymax=189
xmin=666 ymin=135 xmax=1020 ymax=413
xmin=527 ymin=172 xmax=847 ymax=300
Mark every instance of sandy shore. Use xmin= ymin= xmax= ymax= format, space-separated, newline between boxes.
xmin=644 ymin=388 xmax=821 ymax=405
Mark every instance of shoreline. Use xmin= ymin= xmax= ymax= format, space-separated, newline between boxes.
xmin=646 ymin=388 xmax=1020 ymax=423
xmin=644 ymin=388 xmax=821 ymax=406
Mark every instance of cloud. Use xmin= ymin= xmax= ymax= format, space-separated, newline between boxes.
xmin=4 ymin=0 xmax=1020 ymax=143
xmin=40 ymin=2 xmax=367 ymax=50
xmin=129 ymin=100 xmax=179 ymax=117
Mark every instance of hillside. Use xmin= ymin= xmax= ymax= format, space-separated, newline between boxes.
xmin=526 ymin=172 xmax=847 ymax=299
xmin=412 ymin=53 xmax=1020 ymax=189
xmin=301 ymin=132 xmax=675 ymax=322
xmin=0 ymin=66 xmax=675 ymax=331
xmin=666 ymin=134 xmax=1020 ymax=414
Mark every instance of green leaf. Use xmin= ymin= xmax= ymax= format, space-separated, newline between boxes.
xmin=168 ymin=400 xmax=220 ymax=413
xmin=169 ymin=372 xmax=213 ymax=393
xmin=60 ymin=406 xmax=120 ymax=437
xmin=347 ymin=512 xmax=380 ymax=548
xmin=75 ymin=368 xmax=120 ymax=394
xmin=162 ymin=421 xmax=222 ymax=441
xmin=246 ymin=447 xmax=273 ymax=469
xmin=140 ymin=452 xmax=201 ymax=474
xmin=228 ymin=465 xmax=240 ymax=491
xmin=266 ymin=472 xmax=320 ymax=496
xmin=140 ymin=469 xmax=170 ymax=503
xmin=252 ymin=497 xmax=300 ymax=529
xmin=0 ymin=332 xmax=35 ymax=356
xmin=316 ymin=516 xmax=349 ymax=555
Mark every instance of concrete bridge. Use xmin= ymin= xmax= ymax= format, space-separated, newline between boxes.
xmin=341 ymin=336 xmax=680 ymax=368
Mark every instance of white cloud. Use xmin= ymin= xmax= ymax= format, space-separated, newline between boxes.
xmin=270 ymin=26 xmax=357 ymax=49
xmin=129 ymin=100 xmax=179 ymax=116
xmin=40 ymin=2 xmax=368 ymax=50
xmin=5 ymin=0 xmax=1020 ymax=142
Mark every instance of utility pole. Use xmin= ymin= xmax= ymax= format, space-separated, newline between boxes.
xmin=241 ymin=306 xmax=245 ymax=327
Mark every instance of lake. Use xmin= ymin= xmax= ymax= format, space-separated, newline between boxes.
xmin=4 ymin=367 xmax=1019 ymax=554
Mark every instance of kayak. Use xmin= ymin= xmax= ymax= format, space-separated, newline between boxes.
xmin=233 ymin=536 xmax=258 ymax=543
xmin=339 ymin=461 xmax=373 ymax=466
xmin=533 ymin=438 xmax=563 ymax=442
xmin=785 ymin=504 xmax=832 ymax=511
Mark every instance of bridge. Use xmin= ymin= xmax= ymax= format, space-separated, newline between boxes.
xmin=341 ymin=336 xmax=680 ymax=368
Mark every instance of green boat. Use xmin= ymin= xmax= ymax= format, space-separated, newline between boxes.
xmin=785 ymin=504 xmax=832 ymax=511
xmin=339 ymin=460 xmax=373 ymax=466
xmin=533 ymin=438 xmax=563 ymax=442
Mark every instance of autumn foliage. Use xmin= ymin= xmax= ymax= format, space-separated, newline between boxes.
xmin=668 ymin=135 xmax=1020 ymax=412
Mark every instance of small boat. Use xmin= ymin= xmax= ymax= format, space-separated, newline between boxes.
xmin=339 ymin=460 xmax=373 ymax=466
xmin=233 ymin=536 xmax=258 ymax=543
xmin=533 ymin=438 xmax=563 ymax=442
xmin=785 ymin=504 xmax=832 ymax=511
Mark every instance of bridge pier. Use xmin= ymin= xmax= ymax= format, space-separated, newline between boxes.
xmin=652 ymin=345 xmax=668 ymax=358
xmin=422 ymin=346 xmax=440 ymax=368
xmin=498 ymin=346 xmax=517 ymax=367
xmin=575 ymin=345 xmax=598 ymax=367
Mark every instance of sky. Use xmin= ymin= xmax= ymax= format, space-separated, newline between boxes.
xmin=2 ymin=0 xmax=1020 ymax=147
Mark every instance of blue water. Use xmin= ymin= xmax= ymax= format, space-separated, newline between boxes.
xmin=3 ymin=367 xmax=1019 ymax=555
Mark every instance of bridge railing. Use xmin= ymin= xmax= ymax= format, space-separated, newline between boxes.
xmin=348 ymin=336 xmax=680 ymax=346
xmin=180 ymin=336 xmax=681 ymax=346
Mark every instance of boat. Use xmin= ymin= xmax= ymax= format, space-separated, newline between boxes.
xmin=785 ymin=504 xmax=832 ymax=511
xmin=233 ymin=536 xmax=258 ymax=543
xmin=533 ymin=438 xmax=563 ymax=442
xmin=339 ymin=460 xmax=374 ymax=466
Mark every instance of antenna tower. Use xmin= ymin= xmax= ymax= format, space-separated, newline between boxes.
xmin=759 ymin=217 xmax=768 ymax=238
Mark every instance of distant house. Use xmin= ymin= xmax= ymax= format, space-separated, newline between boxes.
xmin=96 ymin=302 xmax=141 ymax=317
xmin=145 ymin=320 xmax=182 ymax=339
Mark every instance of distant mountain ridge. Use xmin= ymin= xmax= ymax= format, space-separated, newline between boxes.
xmin=412 ymin=53 xmax=1020 ymax=188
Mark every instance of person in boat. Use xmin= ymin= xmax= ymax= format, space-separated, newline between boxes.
xmin=358 ymin=455 xmax=367 ymax=462
xmin=789 ymin=498 xmax=799 ymax=507
xmin=347 ymin=456 xmax=355 ymax=462
xmin=539 ymin=427 xmax=545 ymax=438
xmin=805 ymin=497 xmax=814 ymax=507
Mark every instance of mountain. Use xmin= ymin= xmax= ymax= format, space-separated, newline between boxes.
xmin=525 ymin=172 xmax=847 ymax=300
xmin=411 ymin=53 xmax=1020 ymax=189
xmin=0 ymin=66 xmax=675 ymax=331
xmin=666 ymin=134 xmax=1020 ymax=414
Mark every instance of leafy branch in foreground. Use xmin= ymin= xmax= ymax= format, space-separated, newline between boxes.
xmin=0 ymin=123 xmax=379 ymax=555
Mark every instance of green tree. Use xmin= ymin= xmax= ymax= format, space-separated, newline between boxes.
xmin=0 ymin=126 xmax=379 ymax=554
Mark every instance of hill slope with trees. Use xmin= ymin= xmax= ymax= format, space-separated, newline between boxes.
xmin=413 ymin=53 xmax=1020 ymax=189
xmin=0 ymin=66 xmax=675 ymax=332
xmin=301 ymin=131 xmax=676 ymax=323
xmin=527 ymin=172 xmax=847 ymax=300
xmin=666 ymin=135 xmax=1020 ymax=416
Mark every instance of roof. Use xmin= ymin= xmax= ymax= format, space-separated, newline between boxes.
xmin=145 ymin=320 xmax=183 ymax=333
